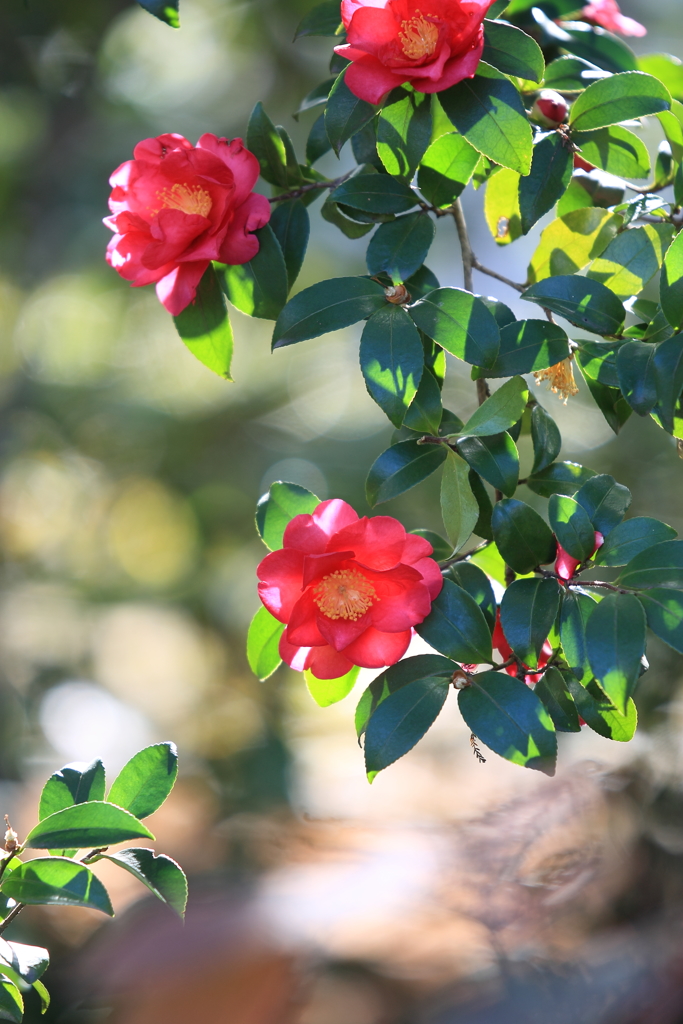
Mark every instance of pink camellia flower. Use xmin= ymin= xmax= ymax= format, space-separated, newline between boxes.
xmin=335 ymin=0 xmax=497 ymax=106
xmin=257 ymin=499 xmax=443 ymax=679
xmin=555 ymin=531 xmax=604 ymax=581
xmin=580 ymin=0 xmax=646 ymax=37
xmin=104 ymin=133 xmax=271 ymax=316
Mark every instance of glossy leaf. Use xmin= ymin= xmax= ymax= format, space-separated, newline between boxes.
xmin=519 ymin=133 xmax=572 ymax=235
xmin=560 ymin=590 xmax=597 ymax=683
xmin=415 ymin=579 xmax=493 ymax=664
xmin=33 ymin=979 xmax=49 ymax=1015
xmin=272 ymin=277 xmax=386 ymax=347
xmin=0 ymin=978 xmax=22 ymax=1023
xmin=2 ymin=859 xmax=113 ymax=915
xmin=364 ymin=676 xmax=449 ymax=776
xmin=402 ymin=367 xmax=442 ymax=433
xmin=469 ymin=470 xmax=494 ymax=541
xmin=484 ymin=167 xmax=522 ymax=246
xmin=247 ymin=606 xmax=284 ymax=681
xmin=409 ymin=288 xmax=500 ymax=368
xmin=594 ymin=517 xmax=676 ymax=566
xmin=587 ymin=223 xmax=673 ymax=300
xmin=325 ymin=71 xmax=378 ymax=155
xmin=366 ymin=213 xmax=436 ymax=285
xmin=617 ymin=539 xmax=683 ymax=589
xmin=294 ymin=0 xmax=342 ymax=38
xmin=457 ymin=376 xmax=529 ymax=437
xmin=528 ymin=208 xmax=621 ymax=284
xmin=549 ymin=494 xmax=596 ymax=560
xmin=321 ymin=198 xmax=373 ymax=238
xmin=221 ymin=224 xmax=288 ymax=321
xmin=366 ymin=438 xmax=447 ymax=506
xmin=572 ymin=126 xmax=650 ymax=178
xmin=418 ymin=133 xmax=480 ymax=208
xmin=470 ymin=540 xmax=507 ymax=587
xmin=457 ymin=432 xmax=519 ymax=497
xmin=247 ymin=103 xmax=301 ymax=188
xmin=491 ymin=497 xmax=557 ymax=573
xmin=522 ymin=275 xmax=625 ymax=336
xmin=534 ymin=667 xmax=581 ymax=733
xmin=102 ymin=848 xmax=188 ymax=917
xmin=661 ymin=229 xmax=683 ymax=331
xmin=544 ymin=55 xmax=610 ymax=91
xmin=531 ymin=404 xmax=561 ymax=474
xmin=305 ymin=666 xmax=360 ymax=707
xmin=24 ymin=801 xmax=154 ymax=850
xmin=331 ymin=174 xmax=418 ymax=214
xmin=576 ymin=356 xmax=633 ymax=434
xmin=377 ymin=88 xmax=432 ymax=180
xmin=411 ymin=528 xmax=451 ymax=561
xmin=558 ymin=21 xmax=638 ymax=76
xmin=500 ymin=577 xmax=561 ymax=669
xmin=256 ymin=481 xmax=319 ymax=550
xmin=458 ymin=671 xmax=557 ymax=775
xmin=638 ymin=587 xmax=683 ymax=654
xmin=440 ymin=451 xmax=479 ymax=552
xmin=360 ymin=305 xmax=423 ymax=427
xmin=653 ymin=334 xmax=683 ymax=434
xmin=0 ymin=940 xmax=48 ymax=986
xmin=574 ymin=473 xmax=631 ymax=536
xmin=447 ymin=562 xmax=496 ymax=629
xmin=569 ymin=71 xmax=670 ymax=131
xmin=174 ymin=264 xmax=233 ymax=379
xmin=638 ymin=53 xmax=683 ymax=101
xmin=39 ymin=760 xmax=105 ymax=820
xmin=355 ymin=655 xmax=454 ymax=739
xmin=565 ymin=676 xmax=637 ymax=741
xmin=485 ymin=319 xmax=569 ymax=377
xmin=616 ymin=341 xmax=658 ymax=416
xmin=270 ymin=201 xmax=309 ymax=289
xmin=482 ymin=19 xmax=545 ymax=82
xmin=108 ymin=742 xmax=178 ymax=820
xmin=585 ymin=593 xmax=646 ymax=714
xmin=527 ymin=460 xmax=596 ymax=498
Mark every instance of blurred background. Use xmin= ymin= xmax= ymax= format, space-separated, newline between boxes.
xmin=1 ymin=0 xmax=683 ymax=1020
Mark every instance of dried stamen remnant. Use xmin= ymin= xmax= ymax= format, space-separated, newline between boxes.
xmin=534 ymin=358 xmax=579 ymax=403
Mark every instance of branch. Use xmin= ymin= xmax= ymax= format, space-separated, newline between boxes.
xmin=269 ymin=170 xmax=354 ymax=204
xmin=0 ymin=903 xmax=23 ymax=935
xmin=452 ymin=198 xmax=474 ymax=291
xmin=471 ymin=257 xmax=526 ymax=293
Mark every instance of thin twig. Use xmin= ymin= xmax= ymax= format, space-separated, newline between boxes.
xmin=0 ymin=903 xmax=24 ymax=935
xmin=471 ymin=257 xmax=526 ymax=293
xmin=452 ymin=198 xmax=474 ymax=292
xmin=269 ymin=170 xmax=354 ymax=204
xmin=438 ymin=540 xmax=489 ymax=570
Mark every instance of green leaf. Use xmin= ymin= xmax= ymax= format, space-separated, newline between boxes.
xmin=531 ymin=404 xmax=561 ymax=474
xmin=270 ymin=201 xmax=309 ymax=290
xmin=402 ymin=367 xmax=442 ymax=433
xmin=256 ymin=480 xmax=319 ymax=551
xmin=572 ymin=126 xmax=650 ymax=178
xmin=522 ymin=276 xmax=625 ymax=336
xmin=39 ymin=760 xmax=105 ymax=820
xmin=294 ymin=0 xmax=342 ymax=38
xmin=653 ymin=334 xmax=683 ymax=434
xmin=2 ymin=858 xmax=113 ymax=915
xmin=458 ymin=671 xmax=557 ymax=774
xmin=457 ymin=432 xmax=519 ymax=497
xmin=491 ymin=497 xmax=557 ymax=573
xmin=569 ymin=71 xmax=670 ymax=131
xmin=0 ymin=978 xmax=22 ymax=1023
xmin=364 ymin=676 xmax=449 ymax=776
xmin=534 ymin=667 xmax=581 ymax=733
xmin=272 ymin=277 xmax=386 ymax=347
xmin=439 ymin=66 xmax=534 ymax=174
xmin=637 ymin=53 xmax=683 ymax=102
xmin=101 ymin=848 xmax=188 ymax=918
xmin=500 ymin=577 xmax=561 ymax=668
xmin=409 ymin=288 xmax=500 ymax=368
xmin=411 ymin=528 xmax=451 ymax=561
xmin=331 ymin=175 xmax=418 ymax=215
xmin=587 ymin=223 xmax=673 ymax=300
xmin=565 ymin=676 xmax=637 ymax=741
xmin=559 ymin=22 xmax=638 ymax=76
xmin=32 ymin=980 xmax=49 ymax=1015
xmin=485 ymin=319 xmax=569 ymax=377
xmin=528 ymin=207 xmax=622 ymax=284
xmin=484 ymin=167 xmax=522 ymax=245
xmin=360 ymin=304 xmax=423 ymax=428
xmin=658 ymin=110 xmax=683 ymax=164
xmin=136 ymin=0 xmax=179 ymax=27
xmin=661 ymin=229 xmax=683 ymax=331
xmin=548 ymin=494 xmax=596 ymax=560
xmin=325 ymin=70 xmax=378 ymax=156
xmin=173 ymin=264 xmax=233 ymax=379
xmin=594 ymin=517 xmax=677 ymax=566
xmin=560 ymin=590 xmax=597 ymax=682
xmin=574 ymin=473 xmax=631 ymax=536
xmin=519 ymin=134 xmax=572 ymax=235
xmin=458 ymin=377 xmax=529 ymax=437
xmin=577 ymin=340 xmax=622 ymax=388
xmin=576 ymin=356 xmax=633 ymax=434
xmin=305 ymin=666 xmax=360 ymax=707
xmin=377 ymin=88 xmax=432 ymax=181
xmin=355 ymin=655 xmax=454 ymax=740
xmin=306 ymin=113 xmax=332 ymax=166
xmin=446 ymin=562 xmax=496 ymax=629
xmin=366 ymin=438 xmax=447 ymax=506
xmin=366 ymin=213 xmax=436 ymax=285
xmin=482 ymin=19 xmax=545 ymax=82
xmin=544 ymin=55 xmax=610 ymax=91
xmin=440 ymin=451 xmax=479 ymax=552
xmin=0 ymin=941 xmax=48 ymax=985
xmin=470 ymin=539 xmax=507 ymax=586
xmin=415 ymin=579 xmax=493 ymax=663
xmin=220 ymin=225 xmax=288 ymax=321
xmin=479 ymin=296 xmax=517 ymax=330
xmin=469 ymin=470 xmax=494 ymax=540
xmin=321 ymin=198 xmax=374 ymax=238
xmin=527 ymin=460 xmax=596 ymax=498
xmin=637 ymin=587 xmax=683 ymax=654
xmin=247 ymin=103 xmax=301 ymax=188
xmin=295 ymin=78 xmax=335 ymax=119
xmin=417 ymin=134 xmax=480 ymax=208
xmin=617 ymin=538 xmax=683 ymax=589
xmin=24 ymin=802 xmax=154 ymax=850
xmin=616 ymin=341 xmax=658 ymax=416
xmin=585 ymin=593 xmax=646 ymax=714
xmin=107 ymin=743 xmax=178 ymax=820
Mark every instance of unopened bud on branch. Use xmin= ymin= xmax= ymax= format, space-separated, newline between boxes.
xmin=532 ymin=90 xmax=569 ymax=128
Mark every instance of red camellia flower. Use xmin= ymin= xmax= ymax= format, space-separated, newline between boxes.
xmin=335 ymin=0 xmax=497 ymax=105
xmin=257 ymin=499 xmax=443 ymax=679
xmin=105 ymin=133 xmax=271 ymax=316
xmin=492 ymin=611 xmax=552 ymax=685
xmin=580 ymin=0 xmax=646 ymax=37
xmin=555 ymin=531 xmax=604 ymax=581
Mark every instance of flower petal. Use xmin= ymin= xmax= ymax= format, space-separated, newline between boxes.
xmin=257 ymin=548 xmax=306 ymax=622
xmin=286 ymin=589 xmax=328 ymax=647
xmin=343 ymin=626 xmax=411 ymax=668
xmin=305 ymin=644 xmax=355 ymax=679
xmin=217 ymin=192 xmax=271 ymax=265
xmin=155 ymin=260 xmax=210 ymax=316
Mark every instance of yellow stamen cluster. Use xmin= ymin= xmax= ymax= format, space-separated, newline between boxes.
xmin=399 ymin=11 xmax=439 ymax=60
xmin=534 ymin=358 xmax=579 ymax=404
xmin=313 ymin=569 xmax=377 ymax=621
xmin=156 ymin=182 xmax=212 ymax=218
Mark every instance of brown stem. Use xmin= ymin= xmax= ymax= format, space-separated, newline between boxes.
xmin=0 ymin=902 xmax=24 ymax=935
xmin=0 ymin=849 xmax=18 ymax=884
xmin=269 ymin=170 xmax=354 ymax=204
xmin=438 ymin=539 xmax=489 ymax=570
xmin=471 ymin=257 xmax=526 ymax=293
xmin=452 ymin=198 xmax=474 ymax=292
xmin=476 ymin=378 xmax=490 ymax=406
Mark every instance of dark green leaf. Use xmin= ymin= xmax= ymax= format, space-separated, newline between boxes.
xmin=409 ymin=288 xmax=500 ymax=368
xmin=572 ymin=126 xmax=650 ymax=178
xmin=136 ymin=0 xmax=179 ymax=27
xmin=548 ymin=494 xmax=596 ymax=560
xmin=24 ymin=802 xmax=154 ymax=850
xmin=402 ymin=366 xmax=442 ymax=433
xmin=458 ymin=671 xmax=557 ymax=775
xmin=356 ymin=655 xmax=454 ymax=739
xmin=220 ymin=224 xmax=288 ymax=321
xmin=491 ymin=497 xmax=557 ymax=573
xmin=366 ymin=213 xmax=436 ymax=284
xmin=294 ymin=78 xmax=335 ymax=119
xmin=366 ymin=439 xmax=447 ymax=506
xmin=544 ymin=55 xmax=610 ymax=91
xmin=417 ymin=133 xmax=480 ymax=208
xmin=256 ymin=480 xmax=319 ymax=550
xmin=247 ymin=103 xmax=301 ymax=187
xmin=321 ymin=198 xmax=374 ymax=238
xmin=446 ymin=561 xmax=497 ymax=629
xmin=457 ymin=432 xmax=519 ymax=497
xmin=574 ymin=473 xmax=631 ymax=536
xmin=107 ymin=742 xmax=178 ymax=820
xmin=360 ymin=305 xmax=423 ymax=427
xmin=585 ymin=593 xmax=646 ymax=714
xmin=102 ymin=848 xmax=188 ymax=918
xmin=485 ymin=319 xmax=569 ymax=377
xmin=575 ymin=340 xmax=622 ymax=387
xmin=272 ymin=277 xmax=386 ymax=347
xmin=39 ymin=760 xmax=105 ymax=820
xmin=469 ymin=469 xmax=494 ymax=541
xmin=0 ymin=978 xmax=22 ymax=1023
xmin=483 ymin=19 xmax=545 ymax=82
xmin=325 ymin=70 xmax=378 ymax=155
xmin=331 ymin=175 xmax=418 ymax=214
xmin=617 ymin=539 xmax=683 ymax=589
xmin=457 ymin=376 xmax=529 ymax=437
xmin=519 ymin=134 xmax=572 ymax=235
xmin=569 ymin=71 xmax=671 ymax=132
xmin=415 ymin=580 xmax=493 ymax=663
xmin=531 ymin=404 xmax=561 ymax=474
xmin=306 ymin=112 xmax=332 ymax=164
xmin=173 ymin=264 xmax=233 ymax=379
xmin=565 ymin=675 xmax=637 ymax=740
xmin=575 ymin=357 xmax=633 ymax=434
xmin=479 ymin=296 xmax=517 ymax=329
xmin=527 ymin=460 xmax=596 ymax=497
xmin=247 ymin=606 xmax=284 ymax=681
xmin=661 ymin=229 xmax=683 ymax=331
xmin=2 ymin=858 xmax=113 ymax=915
xmin=406 ymin=265 xmax=441 ymax=300
xmin=559 ymin=22 xmax=638 ymax=75
xmin=364 ymin=676 xmax=449 ymax=776
xmin=270 ymin=201 xmax=310 ymax=290
xmin=305 ymin=665 xmax=360 ymax=707
xmin=594 ymin=517 xmax=677 ymax=566
xmin=294 ymin=1 xmax=342 ymax=38
xmin=616 ymin=341 xmax=658 ymax=416
xmin=560 ymin=589 xmax=596 ymax=682
xmin=653 ymin=334 xmax=683 ymax=434
xmin=439 ymin=66 xmax=534 ymax=174
xmin=522 ymin=276 xmax=625 ymax=335
xmin=377 ymin=88 xmax=432 ymax=180
xmin=500 ymin=577 xmax=561 ymax=668
xmin=535 ymin=667 xmax=581 ymax=733
xmin=411 ymin=528 xmax=452 ymax=561
xmin=638 ymin=587 xmax=683 ymax=654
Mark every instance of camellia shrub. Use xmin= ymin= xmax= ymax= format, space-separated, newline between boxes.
xmin=108 ymin=0 xmax=683 ymax=781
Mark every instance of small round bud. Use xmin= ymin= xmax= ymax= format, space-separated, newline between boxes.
xmin=452 ymin=669 xmax=471 ymax=689
xmin=384 ymin=284 xmax=410 ymax=305
xmin=4 ymin=816 xmax=17 ymax=854
xmin=531 ymin=90 xmax=569 ymax=128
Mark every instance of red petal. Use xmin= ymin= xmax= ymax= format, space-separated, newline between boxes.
xmin=412 ymin=33 xmax=483 ymax=92
xmin=412 ymin=556 xmax=443 ymax=600
xmin=343 ymin=627 xmax=411 ymax=669
xmin=370 ymin=582 xmax=432 ymax=632
xmin=401 ymin=533 xmax=434 ymax=563
xmin=330 ymin=515 xmax=406 ymax=569
xmin=279 ymin=633 xmax=310 ymax=672
xmin=283 ymin=514 xmax=329 ymax=555
xmin=344 ymin=54 xmax=408 ymax=104
xmin=305 ymin=645 xmax=355 ymax=679
xmin=217 ymin=192 xmax=271 ymax=265
xmin=155 ymin=261 xmax=210 ymax=315
xmin=256 ymin=548 xmax=305 ymax=622
xmin=286 ymin=590 xmax=328 ymax=647
xmin=316 ymin=610 xmax=372 ymax=651
xmin=313 ymin=499 xmax=359 ymax=537
xmin=302 ymin=551 xmax=356 ymax=588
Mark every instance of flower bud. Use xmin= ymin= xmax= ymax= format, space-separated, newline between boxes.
xmin=531 ymin=90 xmax=569 ymax=128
